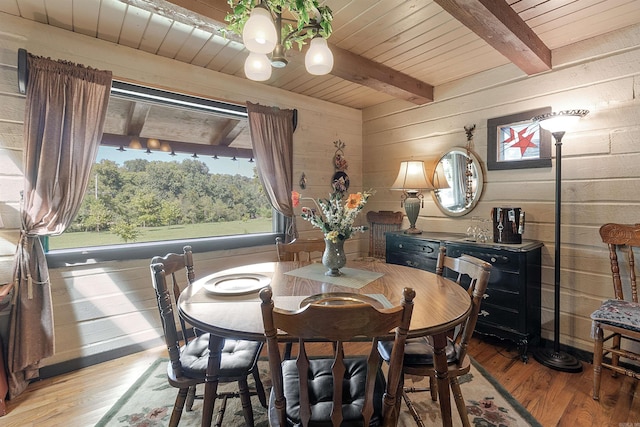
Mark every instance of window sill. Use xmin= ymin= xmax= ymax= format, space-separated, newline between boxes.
xmin=46 ymin=232 xmax=284 ymax=268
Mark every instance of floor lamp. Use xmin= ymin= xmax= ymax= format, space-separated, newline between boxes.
xmin=532 ymin=109 xmax=589 ymax=372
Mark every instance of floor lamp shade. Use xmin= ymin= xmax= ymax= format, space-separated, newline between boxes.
xmin=532 ymin=109 xmax=588 ymax=373
xmin=391 ymin=161 xmax=434 ymax=234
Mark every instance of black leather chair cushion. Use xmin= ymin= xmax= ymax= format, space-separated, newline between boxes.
xmin=179 ymin=334 xmax=262 ymax=378
xmin=378 ymin=336 xmax=456 ymax=366
xmin=276 ymin=357 xmax=385 ymax=426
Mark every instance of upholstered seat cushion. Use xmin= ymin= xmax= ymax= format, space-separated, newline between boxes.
xmin=177 ymin=334 xmax=262 ymax=378
xmin=591 ymin=299 xmax=640 ymax=335
xmin=275 ymin=357 xmax=385 ymax=427
xmin=378 ymin=336 xmax=456 ymax=366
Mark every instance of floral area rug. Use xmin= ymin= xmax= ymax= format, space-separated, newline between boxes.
xmin=96 ymin=357 xmax=541 ymax=427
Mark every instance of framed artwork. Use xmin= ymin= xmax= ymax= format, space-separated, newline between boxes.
xmin=487 ymin=107 xmax=552 ymax=170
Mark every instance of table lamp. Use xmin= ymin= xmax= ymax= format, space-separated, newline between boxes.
xmin=391 ymin=160 xmax=434 ymax=234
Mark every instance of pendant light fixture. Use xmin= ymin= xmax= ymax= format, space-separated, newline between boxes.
xmin=227 ymin=1 xmax=334 ymax=81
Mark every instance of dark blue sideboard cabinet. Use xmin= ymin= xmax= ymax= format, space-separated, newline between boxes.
xmin=385 ymin=231 xmax=543 ymax=361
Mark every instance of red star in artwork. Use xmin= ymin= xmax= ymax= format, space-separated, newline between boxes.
xmin=508 ymin=126 xmax=538 ymax=156
xmin=502 ymin=127 xmax=516 ymax=144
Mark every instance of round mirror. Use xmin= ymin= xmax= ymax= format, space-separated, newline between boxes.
xmin=431 ymin=147 xmax=484 ymax=217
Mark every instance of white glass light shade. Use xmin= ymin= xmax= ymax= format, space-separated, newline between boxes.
xmin=244 ymin=52 xmax=272 ymax=81
xmin=305 ymin=37 xmax=333 ymax=75
xmin=242 ymin=6 xmax=278 ymax=54
xmin=391 ymin=161 xmax=433 ymax=191
xmin=534 ymin=109 xmax=589 ymax=133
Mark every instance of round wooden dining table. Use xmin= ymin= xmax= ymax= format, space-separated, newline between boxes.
xmin=178 ymin=260 xmax=472 ymax=427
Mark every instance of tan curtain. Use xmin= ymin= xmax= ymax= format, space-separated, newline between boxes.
xmin=8 ymin=54 xmax=112 ymax=398
xmin=246 ymin=102 xmax=296 ymax=239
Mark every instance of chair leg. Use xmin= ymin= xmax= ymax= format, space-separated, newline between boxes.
xmin=429 ymin=376 xmax=438 ymax=401
xmin=611 ymin=333 xmax=621 ymax=378
xmin=185 ymin=385 xmax=196 ymax=411
xmin=450 ymin=377 xmax=471 ymax=427
xmin=252 ymin=365 xmax=267 ymax=408
xmin=238 ymin=377 xmax=255 ymax=427
xmin=401 ymin=389 xmax=426 ymax=427
xmin=169 ymin=388 xmax=188 ymax=427
xmin=593 ymin=325 xmax=604 ymax=400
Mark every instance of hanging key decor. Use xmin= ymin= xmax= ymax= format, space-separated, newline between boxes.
xmin=464 ymin=125 xmax=476 ymax=206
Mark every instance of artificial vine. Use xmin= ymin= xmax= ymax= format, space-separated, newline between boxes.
xmin=225 ymin=0 xmax=333 ymax=51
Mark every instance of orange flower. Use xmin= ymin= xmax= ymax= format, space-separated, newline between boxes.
xmin=346 ymin=193 xmax=362 ymax=209
xmin=291 ymin=191 xmax=301 ymax=207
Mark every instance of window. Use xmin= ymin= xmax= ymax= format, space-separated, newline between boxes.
xmin=46 ymin=82 xmax=282 ymax=265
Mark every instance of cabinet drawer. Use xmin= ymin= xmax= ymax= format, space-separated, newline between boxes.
xmin=387 ymin=235 xmax=440 ymax=256
xmin=483 ymin=287 xmax=520 ymax=310
xmin=387 ymin=251 xmax=438 ymax=271
xmin=446 ymin=244 xmax=521 ymax=274
xmin=477 ymin=303 xmax=520 ymax=329
xmin=386 ymin=235 xmax=440 ymax=272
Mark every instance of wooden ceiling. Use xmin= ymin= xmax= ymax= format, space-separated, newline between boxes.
xmin=2 ymin=0 xmax=639 ymax=155
xmin=3 ymin=0 xmax=639 ymax=110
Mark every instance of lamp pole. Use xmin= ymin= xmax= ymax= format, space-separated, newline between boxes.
xmin=532 ymin=131 xmax=583 ymax=372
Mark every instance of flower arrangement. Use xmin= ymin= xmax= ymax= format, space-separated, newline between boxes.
xmin=292 ymin=190 xmax=374 ymax=243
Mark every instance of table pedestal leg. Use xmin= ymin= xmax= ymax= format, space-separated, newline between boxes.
xmin=202 ymin=335 xmax=224 ymax=427
xmin=432 ymin=332 xmax=452 ymax=427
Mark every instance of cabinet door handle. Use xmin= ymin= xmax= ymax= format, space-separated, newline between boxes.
xmin=406 ymin=260 xmax=418 ymax=268
xmin=482 ymin=294 xmax=489 ymax=299
xmin=490 ymin=257 xmax=497 ymax=263
xmin=479 ymin=310 xmax=490 ymax=317
xmin=398 ymin=244 xmax=403 ymax=249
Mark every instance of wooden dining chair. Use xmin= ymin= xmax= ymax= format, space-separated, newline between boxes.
xmin=591 ymin=223 xmax=640 ymax=400
xmin=150 ymin=246 xmax=266 ymax=427
xmin=366 ymin=211 xmax=404 ymax=259
xmin=275 ymin=236 xmax=325 ymax=262
xmin=260 ymin=286 xmax=415 ymax=427
xmin=378 ymin=246 xmax=491 ymax=427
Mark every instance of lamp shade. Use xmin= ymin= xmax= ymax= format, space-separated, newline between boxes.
xmin=432 ymin=161 xmax=450 ymax=189
xmin=391 ymin=160 xmax=433 ymax=191
xmin=533 ymin=109 xmax=589 ymax=133
xmin=244 ymin=52 xmax=272 ymax=81
xmin=305 ymin=37 xmax=333 ymax=75
xmin=242 ymin=6 xmax=278 ymax=54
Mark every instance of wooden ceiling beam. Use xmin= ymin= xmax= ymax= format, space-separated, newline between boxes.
xmin=212 ymin=119 xmax=247 ymax=147
xmin=126 ymin=102 xmax=151 ymax=136
xmin=433 ymin=0 xmax=551 ymax=74
xmin=330 ymin=46 xmax=433 ymax=105
xmin=102 ymin=133 xmax=254 ymax=159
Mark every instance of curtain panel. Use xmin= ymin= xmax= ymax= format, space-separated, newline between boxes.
xmin=246 ymin=102 xmax=296 ymax=240
xmin=8 ymin=53 xmax=112 ymax=398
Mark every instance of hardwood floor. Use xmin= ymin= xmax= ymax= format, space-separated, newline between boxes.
xmin=2 ymin=336 xmax=639 ymax=426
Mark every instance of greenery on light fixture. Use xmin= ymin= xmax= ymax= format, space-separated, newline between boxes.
xmin=225 ymin=0 xmax=333 ymax=50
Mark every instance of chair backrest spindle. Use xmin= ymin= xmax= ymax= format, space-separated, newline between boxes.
xmin=151 ymin=245 xmax=195 ymax=342
xmin=599 ymin=223 xmax=640 ymax=302
xmin=275 ymin=237 xmax=325 ymax=262
xmin=435 ymin=246 xmax=491 ymax=364
xmin=367 ymin=211 xmax=403 ymax=259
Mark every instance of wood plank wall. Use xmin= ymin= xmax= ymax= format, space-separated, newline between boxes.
xmin=362 ymin=23 xmax=640 ymax=354
xmin=0 ymin=13 xmax=362 ymax=367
